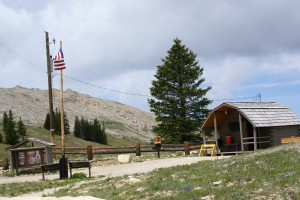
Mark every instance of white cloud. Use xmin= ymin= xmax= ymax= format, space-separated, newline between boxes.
xmin=1 ymin=0 xmax=300 ymax=116
xmin=203 ymin=56 xmax=256 ymax=99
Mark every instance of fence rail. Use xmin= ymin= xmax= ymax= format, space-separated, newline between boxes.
xmin=53 ymin=142 xmax=201 ymax=160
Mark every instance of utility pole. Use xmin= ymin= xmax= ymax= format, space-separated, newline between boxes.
xmin=45 ymin=32 xmax=54 ymax=144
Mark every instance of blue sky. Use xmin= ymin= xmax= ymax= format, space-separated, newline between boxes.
xmin=0 ymin=0 xmax=299 ymax=117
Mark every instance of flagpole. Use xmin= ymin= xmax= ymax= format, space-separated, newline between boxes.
xmin=58 ymin=40 xmax=68 ymax=179
xmin=60 ymin=68 xmax=65 ymax=158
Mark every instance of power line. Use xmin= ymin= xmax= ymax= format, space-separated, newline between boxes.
xmin=2 ymin=1 xmax=268 ymax=102
xmin=0 ymin=40 xmax=151 ymax=97
xmin=64 ymin=75 xmax=152 ymax=97
xmin=213 ymin=96 xmax=256 ymax=102
xmin=0 ymin=41 xmax=46 ymax=73
xmin=213 ymin=93 xmax=262 ymax=102
xmin=0 ymin=41 xmax=265 ymax=101
xmin=0 ymin=39 xmax=266 ymax=102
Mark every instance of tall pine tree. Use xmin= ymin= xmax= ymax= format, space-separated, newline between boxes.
xmin=148 ymin=38 xmax=212 ymax=143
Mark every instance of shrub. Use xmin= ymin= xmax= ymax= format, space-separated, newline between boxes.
xmin=71 ymin=172 xmax=87 ymax=179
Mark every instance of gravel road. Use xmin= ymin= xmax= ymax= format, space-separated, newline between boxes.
xmin=0 ymin=156 xmax=229 ymax=199
xmin=0 ymin=156 xmax=228 ymax=184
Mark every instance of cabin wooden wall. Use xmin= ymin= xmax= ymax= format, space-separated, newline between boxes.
xmin=270 ymin=126 xmax=300 ymax=145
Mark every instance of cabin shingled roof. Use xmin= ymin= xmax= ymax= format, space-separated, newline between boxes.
xmin=226 ymin=102 xmax=300 ymax=127
xmin=6 ymin=137 xmax=55 ymax=150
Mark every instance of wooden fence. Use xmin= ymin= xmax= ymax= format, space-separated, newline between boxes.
xmin=53 ymin=142 xmax=201 ymax=160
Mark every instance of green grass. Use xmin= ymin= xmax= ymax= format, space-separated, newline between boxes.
xmin=53 ymin=143 xmax=300 ymax=199
xmin=105 ymin=120 xmax=127 ymax=131
xmin=0 ymin=179 xmax=79 ymax=197
xmin=1 ymin=144 xmax=300 ymax=199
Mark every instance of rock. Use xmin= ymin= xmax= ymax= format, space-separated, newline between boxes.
xmin=213 ymin=180 xmax=222 ymax=186
xmin=118 ymin=154 xmax=131 ymax=163
xmin=201 ymin=195 xmax=215 ymax=200
xmin=138 ymin=122 xmax=148 ymax=131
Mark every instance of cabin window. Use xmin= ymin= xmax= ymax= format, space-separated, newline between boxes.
xmin=228 ymin=122 xmax=240 ymax=132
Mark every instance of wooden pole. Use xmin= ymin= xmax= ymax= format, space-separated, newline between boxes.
xmin=184 ymin=141 xmax=190 ymax=156
xmin=135 ymin=143 xmax=141 ymax=157
xmin=45 ymin=32 xmax=54 ymax=144
xmin=202 ymin=131 xmax=206 ymax=144
xmin=57 ymin=41 xmax=68 ymax=179
xmin=59 ymin=41 xmax=65 ymax=158
xmin=60 ymin=68 xmax=65 ymax=158
xmin=87 ymin=145 xmax=93 ymax=160
xmin=213 ymin=112 xmax=219 ymax=147
xmin=253 ymin=127 xmax=257 ymax=151
xmin=239 ymin=113 xmax=244 ymax=152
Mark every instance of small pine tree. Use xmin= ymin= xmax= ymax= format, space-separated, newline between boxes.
xmin=80 ymin=116 xmax=85 ymax=139
xmin=84 ymin=121 xmax=92 ymax=141
xmin=54 ymin=108 xmax=61 ymax=135
xmin=64 ymin=112 xmax=70 ymax=135
xmin=100 ymin=121 xmax=108 ymax=145
xmin=17 ymin=117 xmax=26 ymax=136
xmin=43 ymin=113 xmax=50 ymax=130
xmin=4 ymin=110 xmax=19 ymax=145
xmin=3 ymin=111 xmax=8 ymax=134
xmin=93 ymin=119 xmax=101 ymax=143
xmin=73 ymin=116 xmax=81 ymax=138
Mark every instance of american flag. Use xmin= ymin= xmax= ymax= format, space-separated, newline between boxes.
xmin=53 ymin=47 xmax=66 ymax=70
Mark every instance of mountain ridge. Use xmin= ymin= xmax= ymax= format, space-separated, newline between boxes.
xmin=0 ymin=85 xmax=156 ymax=142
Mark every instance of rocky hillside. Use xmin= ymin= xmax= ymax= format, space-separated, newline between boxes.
xmin=0 ymin=86 xmax=156 ymax=142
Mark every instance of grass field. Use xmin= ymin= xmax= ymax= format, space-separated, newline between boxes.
xmin=51 ymin=143 xmax=300 ymax=199
xmin=1 ymin=143 xmax=300 ymax=199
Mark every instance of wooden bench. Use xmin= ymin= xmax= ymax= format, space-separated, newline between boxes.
xmin=41 ymin=163 xmax=60 ymax=180
xmin=68 ymin=161 xmax=91 ymax=178
xmin=281 ymin=137 xmax=300 ymax=144
xmin=199 ymin=144 xmax=217 ymax=157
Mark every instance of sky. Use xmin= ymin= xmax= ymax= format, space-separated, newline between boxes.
xmin=0 ymin=0 xmax=300 ymax=117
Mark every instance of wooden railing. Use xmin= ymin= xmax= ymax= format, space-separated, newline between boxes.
xmin=53 ymin=142 xmax=202 ymax=160
xmin=242 ymin=136 xmax=271 ymax=145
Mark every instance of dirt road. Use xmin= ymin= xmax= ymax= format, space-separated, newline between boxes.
xmin=0 ymin=156 xmax=229 ymax=199
xmin=0 ymin=156 xmax=228 ymax=184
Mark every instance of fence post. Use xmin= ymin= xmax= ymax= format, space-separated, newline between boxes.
xmin=2 ymin=157 xmax=9 ymax=170
xmin=87 ymin=145 xmax=93 ymax=160
xmin=135 ymin=143 xmax=141 ymax=156
xmin=184 ymin=141 xmax=190 ymax=156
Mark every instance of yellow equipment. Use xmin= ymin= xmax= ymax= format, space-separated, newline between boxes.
xmin=199 ymin=144 xmax=217 ymax=157
xmin=154 ymin=136 xmax=162 ymax=144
